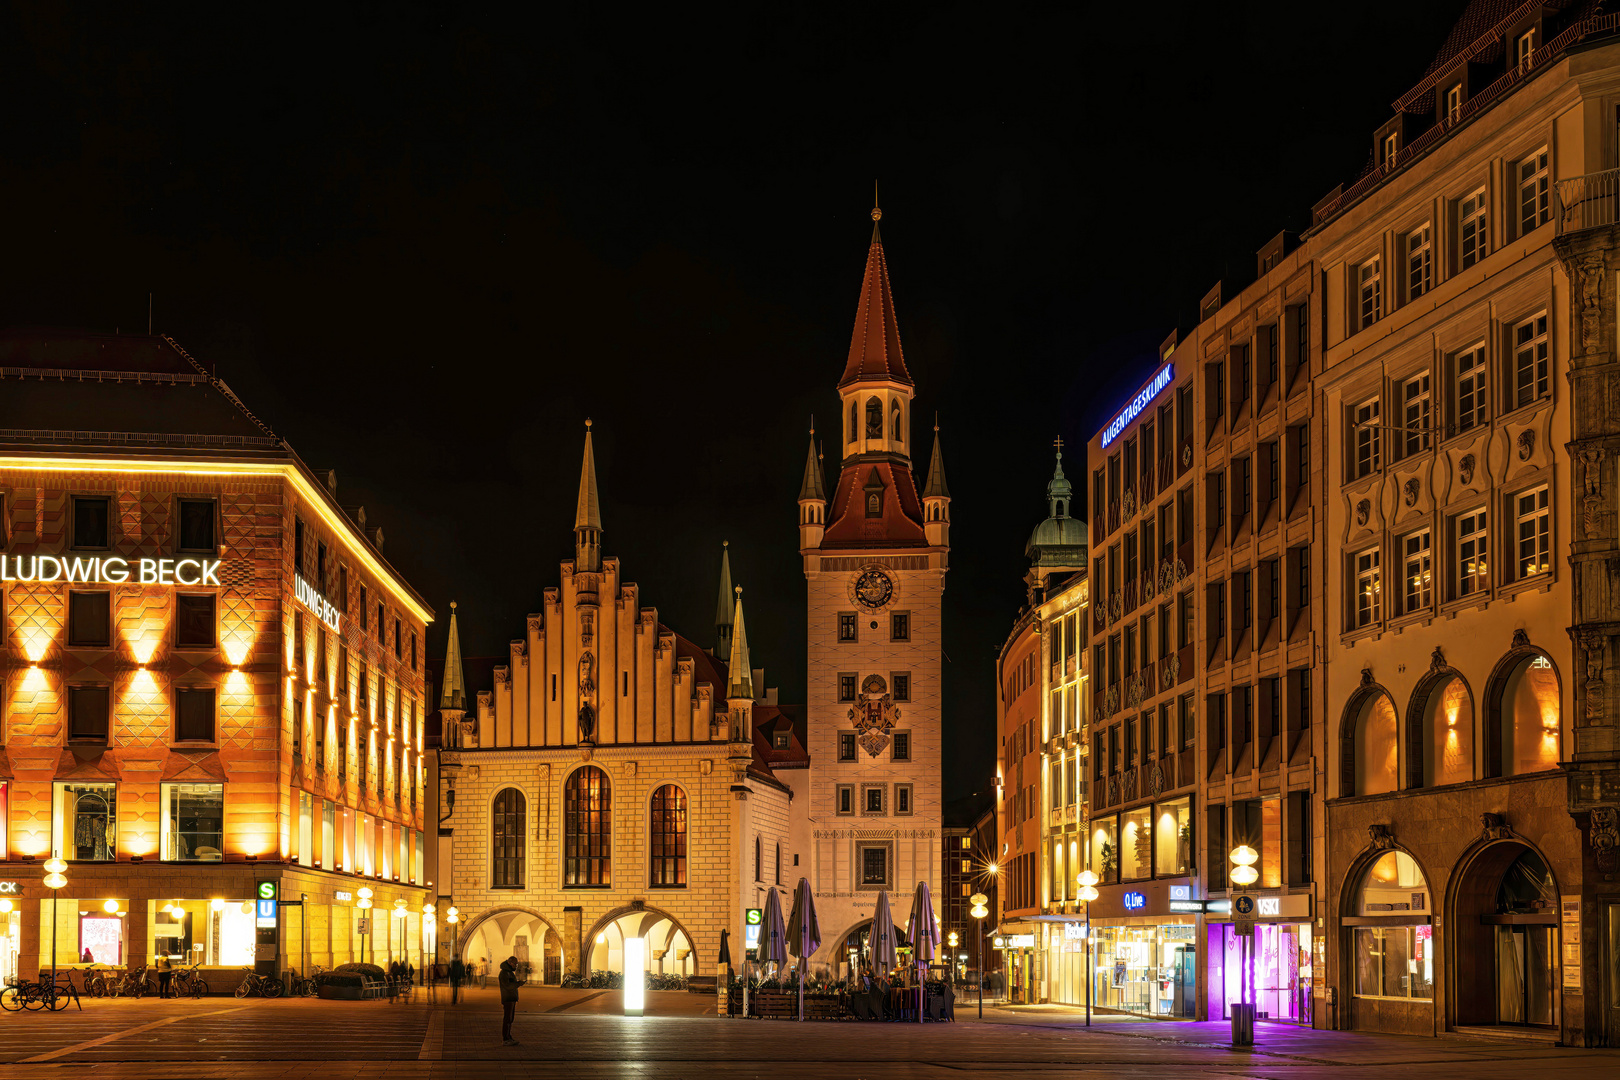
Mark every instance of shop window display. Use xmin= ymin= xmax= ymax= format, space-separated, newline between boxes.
xmin=1349 ymin=850 xmax=1433 ymax=1001
xmin=1089 ymin=816 xmax=1119 ymax=884
xmin=1082 ymin=922 xmax=1198 ymax=1016
xmin=150 ymin=899 xmax=257 ymax=967
xmin=1120 ymin=807 xmax=1152 ymax=880
xmin=1154 ymin=798 xmax=1192 ymax=876
xmin=161 ymin=783 xmax=224 ymax=861
xmin=1211 ymin=921 xmax=1314 ymax=1023
xmin=52 ymin=781 xmax=117 ymax=861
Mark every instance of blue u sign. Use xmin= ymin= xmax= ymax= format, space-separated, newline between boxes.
xmin=1122 ymin=891 xmax=1146 ymax=911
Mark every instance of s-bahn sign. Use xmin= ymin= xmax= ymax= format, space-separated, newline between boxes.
xmin=1 ymin=554 xmax=222 ymax=586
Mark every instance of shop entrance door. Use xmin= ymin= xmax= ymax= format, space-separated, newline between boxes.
xmin=1607 ymin=903 xmax=1620 ymax=1046
xmin=1172 ymin=945 xmax=1196 ymax=1018
xmin=1495 ymin=925 xmax=1556 ymax=1027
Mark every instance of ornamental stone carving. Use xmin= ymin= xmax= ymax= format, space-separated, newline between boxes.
xmin=1104 ymin=685 xmax=1120 ymax=719
xmin=1481 ymin=812 xmax=1512 ymax=841
xmin=1512 ymin=628 xmax=1531 ymax=650
xmin=1368 ymin=823 xmax=1395 ymax=850
xmin=1360 ymin=667 xmax=1375 ymax=688
xmin=1162 ymin=652 xmax=1179 ymax=690
xmin=1108 ymin=775 xmax=1121 ymax=806
xmin=1430 ymin=646 xmax=1446 ymax=673
xmin=1404 ymin=478 xmax=1419 ymax=507
xmin=1148 ymin=761 xmax=1165 ymax=797
xmin=1582 ymin=448 xmax=1605 ymax=538
xmin=1579 ymin=253 xmax=1605 ymax=351
xmin=1459 ymin=454 xmax=1476 ymax=485
xmin=1356 ymin=499 xmax=1370 ymax=526
xmin=1124 ymin=770 xmax=1138 ymax=803
xmin=1159 ymin=560 xmax=1176 ymax=593
xmin=1125 ymin=673 xmax=1143 ymax=710
xmin=1183 ymin=444 xmax=1193 ymax=467
xmin=1143 ymin=569 xmax=1157 ymax=601
xmin=1591 ymin=806 xmax=1619 ymax=872
xmin=1123 ymin=488 xmax=1135 ymax=518
xmin=1580 ymin=628 xmax=1607 ymax=723
xmin=1518 ymin=430 xmax=1535 ymax=461
xmin=1175 ymin=559 xmax=1188 ymax=583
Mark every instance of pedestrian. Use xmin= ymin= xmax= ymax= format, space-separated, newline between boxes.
xmin=498 ymin=955 xmax=520 ymax=1046
xmin=426 ymin=960 xmax=438 ymax=1004
xmin=478 ymin=957 xmax=488 ymax=988
xmin=389 ymin=960 xmax=402 ymax=1003
xmin=81 ymin=948 xmax=94 ymax=964
xmin=155 ymin=953 xmax=172 ymax=999
xmin=449 ymin=954 xmax=465 ymax=1005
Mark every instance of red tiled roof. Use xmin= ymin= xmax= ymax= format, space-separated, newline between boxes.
xmin=821 ymin=460 xmax=928 ymax=547
xmin=838 ymin=227 xmax=912 ymax=389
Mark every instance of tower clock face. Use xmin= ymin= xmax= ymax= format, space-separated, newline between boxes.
xmin=852 ymin=568 xmax=894 ymax=610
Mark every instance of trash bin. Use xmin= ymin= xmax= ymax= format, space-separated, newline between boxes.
xmin=1230 ymin=1002 xmax=1254 ymax=1046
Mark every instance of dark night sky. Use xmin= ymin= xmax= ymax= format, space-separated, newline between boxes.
xmin=0 ymin=2 xmax=1466 ymax=799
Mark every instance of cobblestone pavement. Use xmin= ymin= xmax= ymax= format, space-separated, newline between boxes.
xmin=0 ymin=987 xmax=1615 ymax=1079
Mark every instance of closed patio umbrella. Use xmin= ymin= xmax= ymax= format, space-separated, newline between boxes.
xmin=869 ymin=890 xmax=896 ymax=980
xmin=760 ymin=886 xmax=789 ymax=975
xmin=786 ymin=877 xmax=821 ymax=1021
xmin=907 ymin=881 xmax=939 ymax=1023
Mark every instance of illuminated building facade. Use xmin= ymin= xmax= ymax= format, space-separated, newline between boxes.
xmin=0 ymin=330 xmax=433 ymax=989
xmin=941 ymin=791 xmax=997 ymax=982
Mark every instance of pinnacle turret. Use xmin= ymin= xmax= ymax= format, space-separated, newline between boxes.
xmin=715 ymin=541 xmax=735 ymax=661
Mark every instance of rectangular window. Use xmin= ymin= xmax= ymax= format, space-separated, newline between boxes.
xmin=69 ymin=685 xmax=111 ymax=741
xmin=1286 ymin=789 xmax=1312 ymax=886
xmin=177 ymin=498 xmax=217 ymax=553
xmin=865 ymin=786 xmax=885 ymax=814
xmin=52 ymin=781 xmax=116 ymax=861
xmin=1459 ymin=188 xmax=1487 ymax=270
xmin=175 ymin=687 xmax=216 ymax=742
xmin=1354 ymin=548 xmax=1381 ymax=629
xmin=359 ymin=585 xmax=368 ymax=631
xmin=161 ymin=782 xmax=224 ymax=861
xmin=1353 ymin=926 xmax=1435 ymax=1000
xmin=895 ymin=784 xmax=912 ymax=815
xmin=410 ymin=630 xmax=418 ymax=671
xmin=1180 ymin=692 xmax=1195 ymax=749
xmin=1518 ymin=27 xmax=1537 ymax=67
xmin=1125 ymin=716 xmax=1137 ymax=767
xmin=838 ymin=733 xmax=857 ymax=762
xmin=893 ymin=672 xmax=911 ymax=702
xmin=892 ymin=732 xmax=911 ymax=761
xmin=72 ymin=496 xmax=111 ymax=549
xmin=1093 ymin=733 xmax=1105 ymax=778
xmin=1382 ymin=132 xmax=1397 ymax=169
xmin=294 ymin=518 xmax=305 ymax=571
xmin=1154 ymin=797 xmax=1192 ymax=877
xmin=1515 ymin=485 xmax=1551 ymax=579
xmin=393 ymin=618 xmax=402 ymax=660
xmin=1455 ymin=345 xmax=1488 ymax=433
xmin=1446 ymin=83 xmax=1461 ymax=122
xmin=891 ymin=612 xmax=910 ymax=641
xmin=1358 ymin=257 xmax=1381 ymax=329
xmin=67 ymin=590 xmax=111 ymax=648
xmin=838 ymin=613 xmax=858 ymax=642
xmin=837 ymin=784 xmax=854 ymax=815
xmin=1295 ymin=545 xmax=1311 ymax=613
xmin=1457 ymin=508 xmax=1489 ymax=597
xmin=860 ymin=845 xmax=889 ymax=886
xmin=1513 ymin=313 xmax=1549 ymax=408
xmin=1402 ymin=529 xmax=1432 ymax=614
xmin=338 ymin=565 xmax=349 ymax=613
xmin=1519 ymin=148 xmax=1550 ymax=234
xmin=1354 ymin=396 xmax=1381 ymax=478
xmin=838 ymin=673 xmax=857 ymax=702
xmin=176 ymin=593 xmax=216 ymax=650
xmin=1402 ymin=372 xmax=1430 ymax=456
xmin=1406 ymin=224 xmax=1431 ymax=300
xmin=317 ymin=541 xmax=327 ymax=593
xmin=1179 ymin=592 xmax=1194 ymax=649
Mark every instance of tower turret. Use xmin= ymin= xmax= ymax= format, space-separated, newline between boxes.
xmin=439 ymin=599 xmax=468 ymax=747
xmin=714 ymin=540 xmax=735 ymax=660
xmin=838 ymin=202 xmax=914 ymax=464
xmin=725 ymin=585 xmax=755 ymax=799
xmin=923 ymin=418 xmax=950 ymax=549
xmin=798 ymin=424 xmax=827 ymax=551
xmin=574 ymin=419 xmax=602 ymax=573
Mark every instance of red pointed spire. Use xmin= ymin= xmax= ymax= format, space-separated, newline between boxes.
xmin=838 ymin=203 xmax=912 ymax=389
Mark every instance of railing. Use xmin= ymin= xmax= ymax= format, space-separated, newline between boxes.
xmin=1556 ymin=167 xmax=1620 ymax=234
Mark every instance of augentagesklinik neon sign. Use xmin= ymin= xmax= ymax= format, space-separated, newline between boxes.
xmin=0 ymin=554 xmax=221 ymax=586
xmin=1100 ymin=361 xmax=1174 ymax=450
xmin=294 ymin=573 xmax=343 ymax=634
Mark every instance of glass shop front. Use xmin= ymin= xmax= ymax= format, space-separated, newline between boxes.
xmin=1065 ymin=878 xmax=1200 ymax=1018
xmin=1206 ymin=892 xmax=1314 ymax=1025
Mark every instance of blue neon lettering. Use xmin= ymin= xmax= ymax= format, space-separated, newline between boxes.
xmin=1100 ymin=362 xmax=1174 ymax=449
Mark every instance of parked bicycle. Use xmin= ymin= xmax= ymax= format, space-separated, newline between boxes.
xmin=235 ymin=967 xmax=284 ymax=998
xmin=83 ymin=969 xmax=112 ymax=998
xmin=109 ymin=965 xmax=153 ymax=998
xmin=288 ymin=965 xmax=326 ymax=998
xmin=0 ymin=973 xmax=81 ymax=1011
xmin=170 ymin=964 xmax=207 ymax=999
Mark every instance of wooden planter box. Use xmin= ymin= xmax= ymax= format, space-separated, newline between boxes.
xmin=727 ymin=988 xmax=847 ymax=1019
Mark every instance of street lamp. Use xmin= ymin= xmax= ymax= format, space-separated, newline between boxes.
xmin=357 ymin=888 xmax=373 ymax=966
xmin=968 ymin=894 xmax=989 ymax=1019
xmin=1229 ymin=845 xmax=1259 ymax=1047
xmin=446 ymin=907 xmax=460 ymax=961
xmin=43 ymin=858 xmax=67 ymax=990
xmin=1076 ymin=870 xmax=1099 ymax=1028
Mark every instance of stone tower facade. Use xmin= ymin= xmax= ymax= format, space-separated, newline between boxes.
xmin=799 ymin=206 xmax=947 ymax=966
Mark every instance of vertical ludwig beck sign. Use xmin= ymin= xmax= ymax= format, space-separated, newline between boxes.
xmin=294 ymin=574 xmax=343 ymax=633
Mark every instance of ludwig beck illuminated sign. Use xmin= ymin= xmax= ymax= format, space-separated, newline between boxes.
xmin=294 ymin=574 xmax=343 ymax=634
xmin=0 ymin=555 xmax=221 ymax=586
xmin=1100 ymin=361 xmax=1174 ymax=449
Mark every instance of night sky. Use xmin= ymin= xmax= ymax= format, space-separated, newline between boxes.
xmin=0 ymin=3 xmax=1467 ymax=799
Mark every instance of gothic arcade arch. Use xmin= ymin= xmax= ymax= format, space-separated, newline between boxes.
xmin=582 ymin=903 xmax=702 ymax=978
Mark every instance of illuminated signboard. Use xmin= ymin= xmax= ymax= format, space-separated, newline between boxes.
xmin=1168 ymin=900 xmax=1205 ymax=913
xmin=334 ymin=890 xmax=353 ymax=902
xmin=744 ymin=907 xmax=761 ymax=952
xmin=0 ymin=555 xmax=221 ymax=586
xmin=0 ymin=882 xmax=18 ymax=894
xmin=1100 ymin=362 xmax=1174 ymax=449
xmin=1258 ymin=897 xmax=1281 ymax=917
xmin=1168 ymin=885 xmax=1190 ymax=901
xmin=294 ymin=574 xmax=343 ymax=634
xmin=1122 ymin=891 xmax=1146 ymax=911
xmin=255 ymin=881 xmax=278 ymax=926
xmin=1062 ymin=922 xmax=1086 ymax=940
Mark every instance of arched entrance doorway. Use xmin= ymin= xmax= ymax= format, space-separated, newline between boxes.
xmin=458 ymin=908 xmax=565 ymax=985
xmin=585 ymin=908 xmax=696 ymax=978
xmin=831 ymin=920 xmax=872 ymax=978
xmin=1341 ymin=849 xmax=1434 ymax=1032
xmin=1450 ymin=841 xmax=1559 ymax=1030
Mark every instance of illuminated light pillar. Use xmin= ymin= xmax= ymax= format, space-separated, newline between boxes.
xmin=623 ymin=937 xmax=645 ymax=1016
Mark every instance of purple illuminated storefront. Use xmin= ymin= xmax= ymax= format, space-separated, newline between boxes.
xmin=1206 ymin=892 xmax=1316 ymax=1025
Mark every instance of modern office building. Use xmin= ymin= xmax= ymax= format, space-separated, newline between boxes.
xmin=0 ymin=329 xmax=433 ymax=989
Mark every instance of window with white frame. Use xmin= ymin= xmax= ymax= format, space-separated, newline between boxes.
xmin=1454 ymin=345 xmax=1488 ymax=433
xmin=1459 ymin=188 xmax=1487 ymax=270
xmin=1401 ymin=529 xmax=1432 ymax=614
xmin=1446 ymin=84 xmax=1462 ymax=122
xmin=1354 ymin=548 xmax=1381 ymax=629
xmin=1517 ymin=27 xmax=1536 ymax=68
xmin=1353 ymin=396 xmax=1381 ymax=478
xmin=1402 ymin=372 xmax=1430 ymax=456
xmin=1358 ymin=258 xmax=1382 ymax=330
xmin=1512 ymin=313 xmax=1549 ymax=408
xmin=1515 ymin=485 xmax=1550 ymax=579
xmin=1406 ymin=225 xmax=1431 ymax=300
xmin=1456 ymin=508 xmax=1489 ymax=598
xmin=1382 ymin=133 xmax=1397 ymax=169
xmin=1519 ymin=148 xmax=1549 ymax=234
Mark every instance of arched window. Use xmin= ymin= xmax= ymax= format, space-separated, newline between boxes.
xmin=1353 ymin=691 xmax=1399 ymax=796
xmin=1349 ymin=850 xmax=1433 ymax=1001
xmin=865 ymin=469 xmax=885 ymax=518
xmin=890 ymin=400 xmax=902 ymax=441
xmin=848 ymin=400 xmax=858 ymax=443
xmin=754 ymin=835 xmax=762 ymax=882
xmin=1418 ymin=675 xmax=1474 ymax=787
xmin=865 ymin=397 xmax=883 ymax=439
xmin=1490 ymin=653 xmax=1560 ymax=777
xmin=649 ymin=784 xmax=686 ymax=887
xmin=492 ymin=787 xmax=526 ymax=888
xmin=564 ymin=766 xmax=611 ymax=886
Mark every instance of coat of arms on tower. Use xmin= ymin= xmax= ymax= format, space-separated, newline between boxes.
xmin=850 ymin=674 xmax=900 ymax=757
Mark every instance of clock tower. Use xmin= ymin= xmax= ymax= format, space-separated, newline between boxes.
xmin=799 ymin=203 xmax=947 ymax=968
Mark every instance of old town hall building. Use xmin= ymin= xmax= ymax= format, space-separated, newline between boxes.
xmin=431 ymin=206 xmax=947 ymax=981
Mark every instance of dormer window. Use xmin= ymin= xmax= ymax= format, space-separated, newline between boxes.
xmin=1445 ymin=84 xmax=1461 ymax=123
xmin=865 ymin=469 xmax=885 ymax=517
xmin=1382 ymin=133 xmax=1397 ymax=170
xmin=774 ymin=731 xmax=790 ymax=750
xmin=1518 ymin=27 xmax=1536 ymax=68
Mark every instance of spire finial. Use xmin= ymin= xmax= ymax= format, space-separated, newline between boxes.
xmin=934 ymin=411 xmax=940 ymax=433
xmin=450 ymin=600 xmax=457 ymax=611
xmin=585 ymin=417 xmax=592 ymax=429
xmin=735 ymin=585 xmax=742 ymax=598
xmin=872 ymin=180 xmax=881 ymax=221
